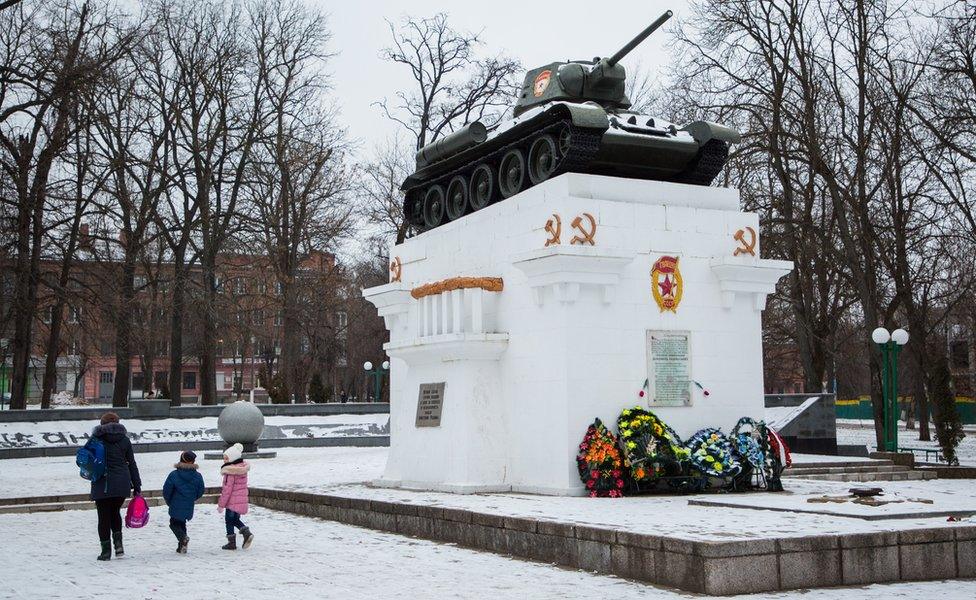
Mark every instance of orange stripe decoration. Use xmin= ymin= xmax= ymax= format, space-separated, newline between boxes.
xmin=410 ymin=276 xmax=504 ymax=299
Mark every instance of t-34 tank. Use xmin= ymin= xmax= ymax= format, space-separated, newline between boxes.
xmin=401 ymin=10 xmax=741 ymax=232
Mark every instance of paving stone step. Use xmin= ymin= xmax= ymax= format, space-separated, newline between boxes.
xmin=785 ymin=470 xmax=938 ymax=482
xmin=786 ymin=464 xmax=911 ymax=476
xmin=0 ymin=494 xmax=218 ymax=514
xmin=790 ymin=459 xmax=894 ymax=469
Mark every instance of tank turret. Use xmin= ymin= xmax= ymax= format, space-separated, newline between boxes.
xmin=399 ymin=10 xmax=741 ymax=233
xmin=514 ymin=11 xmax=673 ymax=117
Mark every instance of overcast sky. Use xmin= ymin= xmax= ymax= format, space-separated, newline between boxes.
xmin=312 ymin=0 xmax=689 ymax=159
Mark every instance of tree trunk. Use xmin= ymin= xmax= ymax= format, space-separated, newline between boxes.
xmin=40 ymin=301 xmax=66 ymax=409
xmin=167 ymin=258 xmax=186 ymax=406
xmin=40 ymin=211 xmax=84 ymax=409
xmin=280 ymin=285 xmax=301 ymax=403
xmin=198 ymin=257 xmax=218 ymax=405
xmin=9 ymin=158 xmax=39 ymax=409
xmin=111 ymin=257 xmax=136 ymax=408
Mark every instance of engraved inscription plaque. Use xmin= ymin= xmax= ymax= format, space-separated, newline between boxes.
xmin=646 ymin=331 xmax=692 ymax=407
xmin=415 ymin=383 xmax=446 ymax=427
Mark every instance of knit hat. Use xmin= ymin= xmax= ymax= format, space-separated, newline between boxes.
xmin=180 ymin=450 xmax=197 ymax=464
xmin=100 ymin=412 xmax=120 ymax=425
xmin=223 ymin=443 xmax=244 ymax=463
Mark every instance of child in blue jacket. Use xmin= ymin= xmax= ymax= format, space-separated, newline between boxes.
xmin=163 ymin=450 xmax=205 ymax=554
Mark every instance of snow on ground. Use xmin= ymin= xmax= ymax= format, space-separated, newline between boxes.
xmin=0 ymin=446 xmax=388 ymax=499
xmin=0 ymin=414 xmax=390 ymax=449
xmin=837 ymin=421 xmax=976 ymax=465
xmin=8 ymin=447 xmax=976 ymax=543
xmin=1 ymin=507 xmax=973 ymax=600
xmin=331 ymin=478 xmax=976 ymax=541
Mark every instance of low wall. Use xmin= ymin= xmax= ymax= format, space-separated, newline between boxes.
xmin=765 ymin=393 xmax=837 ymax=454
xmin=0 ymin=402 xmax=389 ymax=423
xmin=248 ymin=488 xmax=976 ymax=596
xmin=0 ymin=435 xmax=389 ymax=459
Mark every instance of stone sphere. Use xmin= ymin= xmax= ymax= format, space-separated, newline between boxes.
xmin=217 ymin=401 xmax=265 ymax=445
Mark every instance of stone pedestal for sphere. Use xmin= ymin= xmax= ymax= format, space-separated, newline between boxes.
xmin=204 ymin=400 xmax=276 ymax=460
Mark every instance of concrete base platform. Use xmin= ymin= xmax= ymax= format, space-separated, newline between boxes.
xmin=688 ymin=498 xmax=976 ymax=521
xmin=372 ymin=478 xmax=586 ymax=496
xmin=248 ymin=487 xmax=976 ymax=596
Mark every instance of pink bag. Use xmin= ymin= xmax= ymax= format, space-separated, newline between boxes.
xmin=125 ymin=494 xmax=150 ymax=529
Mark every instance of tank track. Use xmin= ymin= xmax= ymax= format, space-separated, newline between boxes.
xmin=406 ymin=121 xmax=729 ymax=233
xmin=407 ymin=117 xmax=604 ymax=232
xmin=673 ymin=139 xmax=729 ymax=186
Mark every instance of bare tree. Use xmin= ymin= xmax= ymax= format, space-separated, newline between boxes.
xmin=356 ymin=139 xmax=411 ymax=244
xmin=0 ymin=1 xmax=132 ymax=408
xmin=38 ymin=113 xmax=104 ymax=408
xmin=243 ymin=0 xmax=351 ymax=402
xmin=152 ymin=0 xmax=262 ymax=405
xmin=367 ymin=14 xmax=520 ymax=244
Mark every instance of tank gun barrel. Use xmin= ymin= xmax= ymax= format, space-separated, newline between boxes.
xmin=606 ymin=10 xmax=673 ymax=66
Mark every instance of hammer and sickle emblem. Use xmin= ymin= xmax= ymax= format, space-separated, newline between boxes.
xmin=544 ymin=214 xmax=562 ymax=247
xmin=733 ymin=226 xmax=757 ymax=256
xmin=389 ymin=256 xmax=402 ymax=282
xmin=570 ymin=212 xmax=597 ymax=246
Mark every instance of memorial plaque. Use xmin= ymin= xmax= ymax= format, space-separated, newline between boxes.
xmin=646 ymin=331 xmax=692 ymax=407
xmin=415 ymin=382 xmax=446 ymax=427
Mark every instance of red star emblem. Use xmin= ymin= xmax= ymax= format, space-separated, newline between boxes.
xmin=658 ymin=274 xmax=675 ymax=297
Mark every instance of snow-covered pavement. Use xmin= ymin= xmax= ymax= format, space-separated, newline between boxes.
xmin=6 ymin=447 xmax=976 ymax=542
xmin=837 ymin=420 xmax=976 ymax=465
xmin=1 ymin=507 xmax=973 ymax=600
xmin=0 ymin=446 xmax=388 ymax=499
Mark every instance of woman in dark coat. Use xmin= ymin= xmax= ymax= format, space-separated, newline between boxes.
xmin=90 ymin=412 xmax=141 ymax=561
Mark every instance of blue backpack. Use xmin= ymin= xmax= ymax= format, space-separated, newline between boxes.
xmin=76 ymin=437 xmax=106 ymax=482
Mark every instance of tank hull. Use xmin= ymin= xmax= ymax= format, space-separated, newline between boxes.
xmin=402 ymin=102 xmax=738 ymax=231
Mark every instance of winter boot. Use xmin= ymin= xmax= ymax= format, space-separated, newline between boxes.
xmin=112 ymin=531 xmax=124 ymax=557
xmin=221 ymin=534 xmax=237 ymax=550
xmin=178 ymin=537 xmax=189 ymax=554
xmin=97 ymin=540 xmax=111 ymax=561
xmin=241 ymin=527 xmax=254 ymax=549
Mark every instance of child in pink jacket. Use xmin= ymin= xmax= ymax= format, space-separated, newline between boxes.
xmin=217 ymin=443 xmax=254 ymax=550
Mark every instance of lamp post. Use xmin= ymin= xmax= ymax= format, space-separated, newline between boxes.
xmin=0 ymin=360 xmax=6 ymax=411
xmin=363 ymin=360 xmax=390 ymax=403
xmin=872 ymin=327 xmax=910 ymax=452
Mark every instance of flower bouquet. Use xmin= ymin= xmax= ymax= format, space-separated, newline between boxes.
xmin=685 ymin=427 xmax=742 ymax=483
xmin=616 ymin=407 xmax=687 ymax=487
xmin=730 ymin=417 xmax=771 ymax=490
xmin=576 ymin=418 xmax=625 ymax=497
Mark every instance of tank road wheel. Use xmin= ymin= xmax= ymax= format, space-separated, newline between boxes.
xmin=498 ymin=149 xmax=527 ymax=199
xmin=445 ymin=175 xmax=469 ymax=222
xmin=528 ymin=135 xmax=558 ymax=185
xmin=422 ymin=185 xmax=446 ymax=229
xmin=468 ymin=163 xmax=494 ymax=211
xmin=557 ymin=126 xmax=573 ymax=156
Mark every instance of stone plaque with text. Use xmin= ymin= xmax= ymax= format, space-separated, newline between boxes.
xmin=415 ymin=383 xmax=446 ymax=427
xmin=646 ymin=331 xmax=692 ymax=407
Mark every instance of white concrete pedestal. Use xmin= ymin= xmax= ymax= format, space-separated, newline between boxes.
xmin=364 ymin=173 xmax=792 ymax=495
